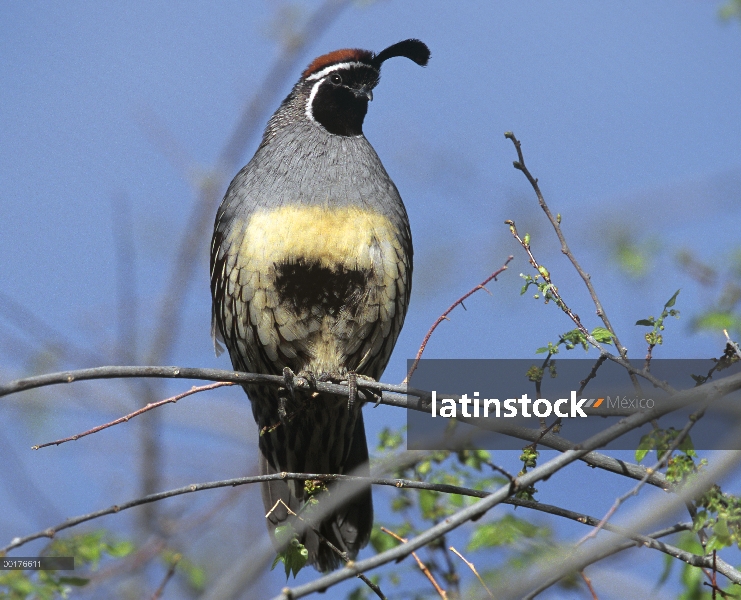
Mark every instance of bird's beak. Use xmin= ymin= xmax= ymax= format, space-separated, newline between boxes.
xmin=355 ymin=86 xmax=373 ymax=101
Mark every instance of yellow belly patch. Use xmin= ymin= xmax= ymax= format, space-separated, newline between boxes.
xmin=236 ymin=205 xmax=397 ymax=271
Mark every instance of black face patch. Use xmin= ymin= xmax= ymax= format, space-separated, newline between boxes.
xmin=275 ymin=259 xmax=368 ymax=316
xmin=310 ymin=65 xmax=379 ymax=136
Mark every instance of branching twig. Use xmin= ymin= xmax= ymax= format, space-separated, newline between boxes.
xmin=32 ymin=382 xmax=235 ymax=450
xmin=506 ymin=219 xmax=592 ymax=342
xmin=404 ymin=257 xmax=513 ymax=383
xmin=449 ymin=546 xmax=493 ymax=599
xmin=504 ymin=132 xmax=631 ymax=367
xmin=381 ymin=527 xmax=447 ymax=599
xmin=576 ymin=355 xmax=608 ymax=397
xmin=507 ymin=218 xmax=672 ymax=393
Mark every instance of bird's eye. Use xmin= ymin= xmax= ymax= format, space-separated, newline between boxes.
xmin=330 ymin=73 xmax=342 ymax=85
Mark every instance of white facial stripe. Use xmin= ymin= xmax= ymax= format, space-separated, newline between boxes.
xmin=305 ymin=79 xmax=324 ymax=124
xmin=305 ymin=61 xmax=366 ymax=81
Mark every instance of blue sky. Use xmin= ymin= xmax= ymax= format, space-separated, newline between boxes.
xmin=2 ymin=2 xmax=741 ymax=598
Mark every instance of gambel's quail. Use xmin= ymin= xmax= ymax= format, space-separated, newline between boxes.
xmin=210 ymin=39 xmax=430 ymax=571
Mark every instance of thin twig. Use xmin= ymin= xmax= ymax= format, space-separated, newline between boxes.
xmin=506 ymin=219 xmax=592 ymax=342
xmin=504 ymin=132 xmax=633 ymax=370
xmin=579 ymin=570 xmax=599 ymax=600
xmin=32 ymin=382 xmax=234 ymax=450
xmin=150 ymin=553 xmax=181 ymax=600
xmin=505 ymin=131 xmax=642 ymax=397
xmin=576 ymin=355 xmax=608 ymax=396
xmin=381 ymin=527 xmax=447 ymax=599
xmin=404 ymin=257 xmax=513 ymax=383
xmin=449 ymin=546 xmax=493 ymax=598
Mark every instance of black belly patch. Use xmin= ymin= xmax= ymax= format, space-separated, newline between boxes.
xmin=274 ymin=259 xmax=369 ymax=316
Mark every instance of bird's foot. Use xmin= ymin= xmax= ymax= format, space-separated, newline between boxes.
xmin=296 ymin=369 xmax=317 ymax=390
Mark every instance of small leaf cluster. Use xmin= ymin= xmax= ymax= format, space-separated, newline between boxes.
xmin=271 ymin=523 xmax=309 ymax=579
xmin=535 ymin=327 xmax=613 ymax=355
xmin=520 ymin=272 xmax=563 ymax=310
xmin=635 ymin=289 xmax=680 ymax=347
xmin=516 ymin=447 xmax=539 ymax=501
xmin=634 ymin=427 xmax=696 ymax=467
xmin=694 ymin=485 xmax=741 ymax=552
xmin=636 ymin=426 xmax=741 ymax=553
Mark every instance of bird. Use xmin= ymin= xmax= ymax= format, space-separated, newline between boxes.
xmin=210 ymin=39 xmax=430 ymax=571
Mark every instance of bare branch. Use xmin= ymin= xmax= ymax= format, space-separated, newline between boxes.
xmin=32 ymin=382 xmax=235 ymax=450
xmin=449 ymin=546 xmax=493 ymax=599
xmin=381 ymin=527 xmax=447 ymax=599
xmin=579 ymin=570 xmax=598 ymax=600
xmin=404 ymin=257 xmax=513 ymax=383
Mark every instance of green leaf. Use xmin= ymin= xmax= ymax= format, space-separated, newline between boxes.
xmin=535 ymin=347 xmax=549 ymax=354
xmin=693 ymin=311 xmax=741 ymax=333
xmin=467 ymin=515 xmax=545 ymax=552
xmin=107 ymin=540 xmax=134 ymax=558
xmin=635 ymin=319 xmax=655 ymax=327
xmin=271 ymin=535 xmax=308 ymax=579
xmin=635 ymin=433 xmax=653 ymax=463
xmin=664 ymin=289 xmax=680 ymax=308
xmin=590 ymin=327 xmax=614 ymax=344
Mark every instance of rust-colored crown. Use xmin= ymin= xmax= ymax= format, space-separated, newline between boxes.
xmin=302 ymin=48 xmax=373 ymax=79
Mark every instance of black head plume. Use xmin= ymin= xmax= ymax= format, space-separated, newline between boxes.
xmin=372 ymin=39 xmax=430 ymax=69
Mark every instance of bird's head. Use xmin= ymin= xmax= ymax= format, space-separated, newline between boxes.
xmin=298 ymin=39 xmax=430 ymax=136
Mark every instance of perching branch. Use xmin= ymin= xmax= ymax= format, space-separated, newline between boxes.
xmin=4 ymin=363 xmax=720 ymax=492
